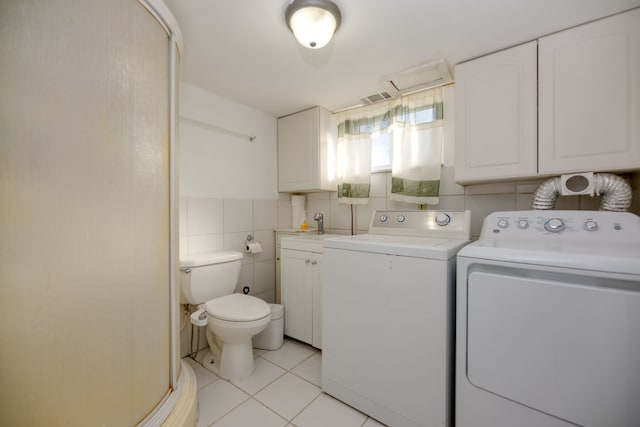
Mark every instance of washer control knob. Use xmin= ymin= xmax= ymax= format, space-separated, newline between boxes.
xmin=584 ymin=220 xmax=598 ymax=231
xmin=544 ymin=218 xmax=565 ymax=233
xmin=379 ymin=215 xmax=388 ymax=223
xmin=497 ymin=219 xmax=509 ymax=229
xmin=517 ymin=219 xmax=529 ymax=229
xmin=435 ymin=213 xmax=451 ymax=226
xmin=396 ymin=215 xmax=406 ymax=223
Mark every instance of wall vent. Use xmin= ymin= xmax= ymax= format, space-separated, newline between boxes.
xmin=360 ymin=91 xmax=394 ymax=105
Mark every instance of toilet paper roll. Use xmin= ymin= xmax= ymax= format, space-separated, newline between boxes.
xmin=245 ymin=242 xmax=263 ymax=254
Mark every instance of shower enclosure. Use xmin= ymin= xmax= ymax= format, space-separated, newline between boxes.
xmin=0 ymin=0 xmax=195 ymax=425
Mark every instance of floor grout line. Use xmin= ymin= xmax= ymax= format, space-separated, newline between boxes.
xmin=193 ymin=337 xmax=365 ymax=426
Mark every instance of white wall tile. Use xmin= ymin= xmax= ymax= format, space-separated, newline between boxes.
xmin=330 ymin=199 xmax=353 ymax=231
xmin=277 ymin=200 xmax=292 ymax=228
xmin=555 ymin=195 xmax=580 ymax=210
xmin=224 ymin=232 xmax=251 ymax=262
xmin=187 ymin=197 xmax=223 ymax=236
xmin=179 ymin=197 xmax=188 ymax=236
xmin=254 ymin=199 xmax=277 ymax=231
xmin=307 ymin=199 xmax=331 ymax=229
xmin=307 ymin=191 xmax=332 ymax=200
xmin=465 ymin=194 xmax=517 ymax=237
xmin=355 ymin=197 xmax=386 ymax=232
xmin=187 ymin=234 xmax=224 ymax=254
xmin=516 ymin=194 xmax=534 ymax=210
xmin=516 ymin=179 xmax=545 ymax=194
xmin=429 ymin=195 xmax=465 ymax=211
xmin=387 ymin=198 xmax=420 ymax=211
xmin=256 ymin=289 xmax=276 ymax=303
xmin=236 ymin=264 xmax=254 ymax=294
xmin=439 ymin=166 xmax=465 ymax=196
xmin=253 ymin=229 xmax=275 ymax=262
xmin=224 ymin=199 xmax=253 ymax=232
xmin=465 ymin=182 xmax=517 ymax=195
xmin=578 ymin=195 xmax=600 ymax=210
xmin=369 ymin=172 xmax=387 ymax=197
xmin=254 ymin=260 xmax=275 ymax=295
xmin=179 ymin=237 xmax=188 ymax=257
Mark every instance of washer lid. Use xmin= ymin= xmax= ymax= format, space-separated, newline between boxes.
xmin=206 ymin=294 xmax=270 ymax=321
xmin=323 ymin=234 xmax=470 ymax=260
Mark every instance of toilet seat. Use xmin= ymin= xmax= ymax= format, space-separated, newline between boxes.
xmin=206 ymin=293 xmax=270 ymax=322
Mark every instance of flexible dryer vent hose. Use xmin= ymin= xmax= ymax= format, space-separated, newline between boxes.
xmin=531 ymin=173 xmax=632 ymax=211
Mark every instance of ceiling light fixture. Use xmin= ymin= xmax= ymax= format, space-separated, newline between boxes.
xmin=285 ymin=0 xmax=342 ymax=49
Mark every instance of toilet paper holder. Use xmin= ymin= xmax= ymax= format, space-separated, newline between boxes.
xmin=244 ymin=234 xmax=263 ymax=254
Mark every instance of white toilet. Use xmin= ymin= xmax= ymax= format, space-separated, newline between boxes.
xmin=180 ymin=251 xmax=271 ymax=380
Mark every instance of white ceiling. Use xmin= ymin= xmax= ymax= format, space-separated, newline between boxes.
xmin=163 ymin=0 xmax=640 ymax=118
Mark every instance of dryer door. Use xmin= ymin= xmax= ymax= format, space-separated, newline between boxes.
xmin=466 ymin=269 xmax=640 ymax=427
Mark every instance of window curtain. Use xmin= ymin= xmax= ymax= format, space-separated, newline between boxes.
xmin=336 ymin=88 xmax=444 ymax=205
xmin=336 ymin=102 xmax=391 ymax=205
xmin=389 ymin=88 xmax=444 ymax=205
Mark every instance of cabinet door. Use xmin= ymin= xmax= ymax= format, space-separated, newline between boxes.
xmin=455 ymin=41 xmax=538 ymax=183
xmin=280 ymin=249 xmax=313 ymax=344
xmin=278 ymin=108 xmax=320 ymax=192
xmin=275 ymin=231 xmax=299 ymax=304
xmin=539 ymin=9 xmax=640 ymax=174
xmin=312 ymin=256 xmax=323 ymax=349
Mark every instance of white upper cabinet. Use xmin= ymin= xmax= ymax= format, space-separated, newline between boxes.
xmin=455 ymin=8 xmax=640 ymax=183
xmin=278 ymin=106 xmax=336 ymax=192
xmin=538 ymin=8 xmax=640 ymax=175
xmin=455 ymin=41 xmax=538 ymax=183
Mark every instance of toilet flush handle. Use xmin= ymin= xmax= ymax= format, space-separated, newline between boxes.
xmin=180 ymin=267 xmax=191 ymax=274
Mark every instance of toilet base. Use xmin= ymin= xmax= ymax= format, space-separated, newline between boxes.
xmin=204 ymin=316 xmax=270 ymax=380
xmin=200 ymin=342 xmax=257 ymax=380
xmin=218 ymin=339 xmax=256 ymax=380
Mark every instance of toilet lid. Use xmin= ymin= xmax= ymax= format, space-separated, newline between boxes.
xmin=206 ymin=294 xmax=271 ymax=322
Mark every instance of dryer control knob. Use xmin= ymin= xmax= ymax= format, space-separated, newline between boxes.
xmin=544 ymin=218 xmax=565 ymax=233
xmin=435 ymin=213 xmax=451 ymax=226
xmin=497 ymin=219 xmax=509 ymax=229
xmin=396 ymin=215 xmax=406 ymax=223
xmin=379 ymin=215 xmax=388 ymax=223
xmin=517 ymin=219 xmax=529 ymax=229
xmin=584 ymin=220 xmax=598 ymax=231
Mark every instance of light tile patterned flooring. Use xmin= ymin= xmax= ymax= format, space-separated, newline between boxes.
xmin=186 ymin=338 xmax=387 ymax=427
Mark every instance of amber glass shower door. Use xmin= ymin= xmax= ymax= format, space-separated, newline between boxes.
xmin=0 ymin=0 xmax=177 ymax=425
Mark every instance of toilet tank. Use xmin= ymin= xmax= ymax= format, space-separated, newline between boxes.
xmin=179 ymin=251 xmax=243 ymax=305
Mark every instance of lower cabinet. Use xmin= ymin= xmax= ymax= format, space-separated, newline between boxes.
xmin=280 ymin=248 xmax=323 ymax=349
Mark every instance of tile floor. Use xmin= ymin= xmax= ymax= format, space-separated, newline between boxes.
xmin=186 ymin=338 xmax=387 ymax=427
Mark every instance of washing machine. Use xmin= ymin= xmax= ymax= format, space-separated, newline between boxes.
xmin=323 ymin=210 xmax=471 ymax=427
xmin=456 ymin=210 xmax=640 ymax=427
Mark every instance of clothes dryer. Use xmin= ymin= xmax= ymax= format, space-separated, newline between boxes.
xmin=456 ymin=210 xmax=640 ymax=427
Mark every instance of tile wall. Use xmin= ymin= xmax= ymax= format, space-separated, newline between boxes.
xmin=293 ymin=167 xmax=638 ymax=238
xmin=179 ymin=197 xmax=279 ymax=356
xmin=180 ymin=170 xmax=638 ymax=356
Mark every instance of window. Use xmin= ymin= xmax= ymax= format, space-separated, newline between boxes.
xmin=370 ymin=104 xmax=438 ymax=171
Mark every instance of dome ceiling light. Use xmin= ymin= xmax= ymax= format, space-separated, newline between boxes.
xmin=285 ymin=0 xmax=342 ymax=49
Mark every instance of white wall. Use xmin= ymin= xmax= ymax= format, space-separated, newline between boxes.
xmin=179 ymin=82 xmax=278 ymax=199
xmin=177 ymin=82 xmax=639 ymax=356
xmin=178 ymin=83 xmax=279 ymax=356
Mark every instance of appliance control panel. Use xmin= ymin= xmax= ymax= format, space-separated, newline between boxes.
xmin=369 ymin=210 xmax=471 ymax=240
xmin=481 ymin=210 xmax=640 ymax=241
